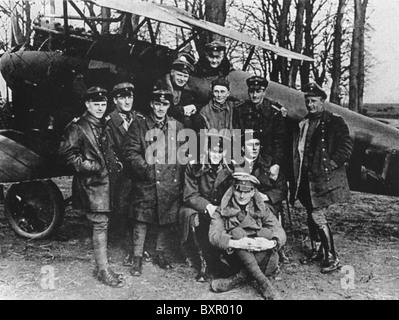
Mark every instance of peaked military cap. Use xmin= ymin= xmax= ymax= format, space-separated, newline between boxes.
xmin=241 ymin=129 xmax=263 ymax=145
xmin=302 ymin=82 xmax=327 ymax=100
xmin=246 ymin=76 xmax=268 ymax=90
xmin=205 ymin=40 xmax=226 ymax=53
xmin=211 ymin=77 xmax=230 ymax=90
xmin=233 ymin=168 xmax=260 ymax=191
xmin=171 ymin=58 xmax=194 ymax=74
xmin=205 ymin=130 xmax=232 ymax=153
xmin=84 ymin=86 xmax=108 ymax=102
xmin=111 ymin=82 xmax=134 ymax=97
xmin=152 ymin=79 xmax=173 ymax=103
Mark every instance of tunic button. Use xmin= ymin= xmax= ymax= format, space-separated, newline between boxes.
xmin=171 ymin=137 xmax=174 ymax=140
xmin=322 ymin=149 xmax=326 ymax=152
xmin=325 ymin=168 xmax=329 ymax=172
xmin=174 ymin=179 xmax=177 ymax=182
xmin=157 ymin=181 xmax=160 ymax=184
xmin=157 ymin=170 xmax=160 ymax=173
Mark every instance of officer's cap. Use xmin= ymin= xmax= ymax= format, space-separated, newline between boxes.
xmin=241 ymin=129 xmax=263 ymax=145
xmin=152 ymin=80 xmax=173 ymax=103
xmin=111 ymin=82 xmax=134 ymax=98
xmin=205 ymin=131 xmax=232 ymax=153
xmin=211 ymin=77 xmax=230 ymax=90
xmin=84 ymin=86 xmax=108 ymax=102
xmin=246 ymin=76 xmax=268 ymax=91
xmin=171 ymin=58 xmax=194 ymax=74
xmin=302 ymin=82 xmax=327 ymax=100
xmin=205 ymin=40 xmax=226 ymax=54
xmin=233 ymin=168 xmax=260 ymax=192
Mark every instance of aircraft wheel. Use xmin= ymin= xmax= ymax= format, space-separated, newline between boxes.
xmin=4 ymin=180 xmax=64 ymax=239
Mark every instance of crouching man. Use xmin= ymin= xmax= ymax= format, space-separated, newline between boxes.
xmin=59 ymin=87 xmax=125 ymax=287
xmin=209 ymin=171 xmax=286 ymax=300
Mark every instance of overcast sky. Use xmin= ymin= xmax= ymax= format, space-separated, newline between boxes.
xmin=364 ymin=0 xmax=399 ymax=103
xmin=1 ymin=0 xmax=399 ymax=104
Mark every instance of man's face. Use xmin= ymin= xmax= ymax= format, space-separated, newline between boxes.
xmin=212 ymin=85 xmax=230 ymax=105
xmin=86 ymin=100 xmax=107 ymax=119
xmin=206 ymin=51 xmax=224 ymax=69
xmin=151 ymin=100 xmax=170 ymax=121
xmin=208 ymin=149 xmax=226 ymax=165
xmin=113 ymin=92 xmax=134 ymax=113
xmin=233 ymin=187 xmax=255 ymax=206
xmin=248 ymin=88 xmax=266 ymax=105
xmin=171 ymin=69 xmax=189 ymax=88
xmin=305 ymin=96 xmax=325 ymax=114
xmin=243 ymin=138 xmax=261 ymax=160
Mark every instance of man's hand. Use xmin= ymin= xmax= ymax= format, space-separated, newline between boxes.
xmin=206 ymin=204 xmax=218 ymax=218
xmin=251 ymin=237 xmax=277 ymax=251
xmin=183 ymin=104 xmax=197 ymax=116
xmin=259 ymin=192 xmax=269 ymax=202
xmin=270 ymin=164 xmax=280 ymax=181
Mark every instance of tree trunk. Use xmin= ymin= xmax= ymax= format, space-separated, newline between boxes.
xmin=289 ymin=0 xmax=305 ymax=88
xmin=204 ymin=0 xmax=226 ymax=43
xmin=330 ymin=0 xmax=347 ymax=104
xmin=277 ymin=0 xmax=291 ymax=85
xmin=101 ymin=7 xmax=111 ymax=35
xmin=300 ymin=0 xmax=313 ymax=87
xmin=349 ymin=0 xmax=368 ymax=113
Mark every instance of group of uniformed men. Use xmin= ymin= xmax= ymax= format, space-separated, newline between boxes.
xmin=58 ymin=40 xmax=353 ymax=300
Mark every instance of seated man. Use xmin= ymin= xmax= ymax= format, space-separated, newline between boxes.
xmin=199 ymin=77 xmax=238 ymax=131
xmin=180 ymin=132 xmax=234 ymax=281
xmin=236 ymin=129 xmax=289 ymax=263
xmin=193 ymin=40 xmax=234 ymax=79
xmin=209 ymin=171 xmax=286 ymax=300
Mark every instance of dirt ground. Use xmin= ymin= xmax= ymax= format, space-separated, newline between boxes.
xmin=0 ymin=176 xmax=398 ymax=301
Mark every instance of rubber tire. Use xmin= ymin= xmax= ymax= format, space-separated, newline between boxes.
xmin=4 ymin=180 xmax=64 ymax=239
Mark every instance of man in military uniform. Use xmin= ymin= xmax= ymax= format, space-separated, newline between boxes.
xmin=199 ymin=77 xmax=238 ymax=131
xmin=179 ymin=133 xmax=234 ymax=281
xmin=122 ymin=80 xmax=185 ymax=277
xmin=104 ymin=82 xmax=138 ymax=265
xmin=164 ymin=57 xmax=205 ymax=131
xmin=236 ymin=129 xmax=289 ymax=263
xmin=209 ymin=172 xmax=286 ymax=300
xmin=193 ymin=40 xmax=234 ymax=79
xmin=59 ymin=87 xmax=125 ymax=287
xmin=233 ymin=76 xmax=286 ymax=181
xmin=290 ymin=82 xmax=353 ymax=273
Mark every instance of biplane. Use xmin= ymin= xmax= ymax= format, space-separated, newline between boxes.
xmin=0 ymin=0 xmax=398 ymax=240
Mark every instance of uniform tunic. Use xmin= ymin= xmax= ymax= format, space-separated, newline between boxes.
xmin=59 ymin=112 xmax=119 ymax=213
xmin=233 ymin=98 xmax=286 ymax=166
xmin=122 ymin=114 xmax=185 ymax=225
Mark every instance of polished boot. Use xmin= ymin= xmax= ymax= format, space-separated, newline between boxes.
xmin=92 ymin=229 xmax=125 ymax=287
xmin=300 ymin=240 xmax=324 ymax=264
xmin=130 ymin=256 xmax=143 ymax=276
xmin=319 ymin=224 xmax=340 ymax=273
xmin=190 ymin=224 xmax=208 ymax=281
xmin=211 ymin=270 xmax=246 ymax=292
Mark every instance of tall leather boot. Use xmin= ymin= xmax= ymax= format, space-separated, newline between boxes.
xmin=93 ymin=228 xmax=124 ymax=287
xmin=319 ymin=224 xmax=340 ymax=273
xmin=236 ymin=250 xmax=281 ymax=300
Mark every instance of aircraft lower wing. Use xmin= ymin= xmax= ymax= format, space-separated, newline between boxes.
xmin=89 ymin=0 xmax=314 ymax=62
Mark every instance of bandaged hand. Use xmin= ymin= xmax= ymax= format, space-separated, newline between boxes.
xmin=183 ymin=104 xmax=197 ymax=116
xmin=270 ymin=164 xmax=280 ymax=181
xmin=206 ymin=204 xmax=218 ymax=218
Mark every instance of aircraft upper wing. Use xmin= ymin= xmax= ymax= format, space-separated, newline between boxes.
xmin=89 ymin=0 xmax=314 ymax=62
xmin=90 ymin=0 xmax=190 ymax=29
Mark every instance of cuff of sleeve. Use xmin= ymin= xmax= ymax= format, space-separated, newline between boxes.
xmin=271 ymin=237 xmax=280 ymax=251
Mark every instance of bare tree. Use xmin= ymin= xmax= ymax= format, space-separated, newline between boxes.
xmin=349 ymin=0 xmax=368 ymax=113
xmin=330 ymin=0 xmax=346 ymax=104
xmin=289 ymin=0 xmax=305 ymax=88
